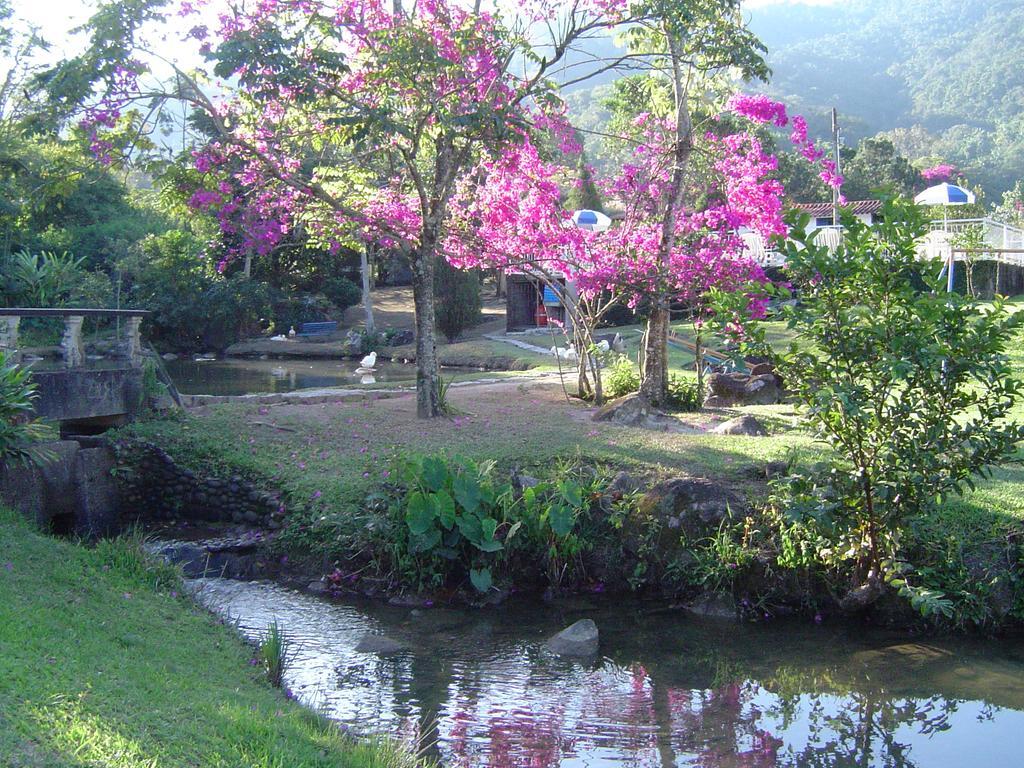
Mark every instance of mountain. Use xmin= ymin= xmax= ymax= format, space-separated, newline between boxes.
xmin=747 ymin=0 xmax=1024 ymax=198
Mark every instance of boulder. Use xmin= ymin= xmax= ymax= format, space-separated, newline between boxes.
xmin=591 ymin=394 xmax=654 ymax=426
xmin=712 ymin=415 xmax=768 ymax=437
xmin=512 ymin=472 xmax=541 ymax=495
xmin=704 ymin=372 xmax=782 ymax=407
xmin=839 ymin=578 xmax=886 ymax=613
xmin=387 ymin=329 xmax=415 ymax=346
xmin=608 ymin=471 xmax=639 ymax=494
xmin=343 ymin=329 xmax=364 ymax=354
xmin=355 ymin=634 xmax=408 ymax=655
xmin=684 ymin=594 xmax=738 ymax=621
xmin=743 ymin=374 xmax=783 ymax=404
xmin=545 ymin=619 xmax=599 ymax=657
xmin=637 ymin=478 xmax=745 ymax=540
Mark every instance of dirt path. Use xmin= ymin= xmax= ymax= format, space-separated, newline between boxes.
xmin=342 ymin=285 xmax=506 ymax=338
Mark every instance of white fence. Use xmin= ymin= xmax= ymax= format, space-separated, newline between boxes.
xmin=742 ymin=217 xmax=1024 ymax=269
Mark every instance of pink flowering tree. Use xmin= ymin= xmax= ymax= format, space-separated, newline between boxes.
xmin=47 ymin=0 xmax=633 ymax=417
xmin=446 ymin=110 xmax=800 ymax=405
xmin=606 ymin=0 xmax=771 ymax=406
xmin=920 ymin=163 xmax=958 ymax=183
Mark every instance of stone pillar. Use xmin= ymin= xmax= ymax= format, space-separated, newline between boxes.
xmin=0 ymin=316 xmax=19 ymax=362
xmin=62 ymin=315 xmax=85 ymax=369
xmin=125 ymin=316 xmax=143 ymax=368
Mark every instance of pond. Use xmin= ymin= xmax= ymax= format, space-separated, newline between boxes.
xmin=163 ymin=357 xmax=422 ymax=395
xmin=190 ymin=578 xmax=1024 ymax=767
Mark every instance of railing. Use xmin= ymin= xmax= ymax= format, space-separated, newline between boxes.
xmin=927 ymin=217 xmax=1024 ymax=250
xmin=0 ymin=308 xmax=149 ymax=369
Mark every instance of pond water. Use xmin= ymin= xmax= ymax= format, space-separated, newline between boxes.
xmin=163 ymin=357 xmax=422 ymax=395
xmin=190 ymin=578 xmax=1024 ymax=767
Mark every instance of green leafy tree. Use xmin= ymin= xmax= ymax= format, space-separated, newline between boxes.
xmin=839 ymin=136 xmax=922 ymax=200
xmin=767 ymin=199 xmax=1024 ymax=613
xmin=564 ymin=156 xmax=604 ymax=212
xmin=434 ymin=257 xmax=481 ymax=343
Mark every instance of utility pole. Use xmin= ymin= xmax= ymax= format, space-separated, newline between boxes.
xmin=831 ymin=107 xmax=842 ymax=225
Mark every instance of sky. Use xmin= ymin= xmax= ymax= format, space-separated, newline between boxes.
xmin=10 ymin=0 xmax=847 ymax=60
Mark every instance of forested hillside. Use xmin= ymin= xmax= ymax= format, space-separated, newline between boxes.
xmin=748 ymin=0 xmax=1024 ymax=197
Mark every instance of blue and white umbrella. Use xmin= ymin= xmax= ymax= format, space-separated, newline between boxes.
xmin=570 ymin=208 xmax=612 ymax=232
xmin=914 ymin=182 xmax=976 ymax=206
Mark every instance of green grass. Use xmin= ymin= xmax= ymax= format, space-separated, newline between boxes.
xmin=0 ymin=508 xmax=419 ymax=768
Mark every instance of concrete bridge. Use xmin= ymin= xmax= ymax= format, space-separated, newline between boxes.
xmin=0 ymin=307 xmax=151 ymax=434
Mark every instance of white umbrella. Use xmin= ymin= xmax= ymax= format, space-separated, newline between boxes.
xmin=914 ymin=182 xmax=976 ymax=206
xmin=914 ymin=183 xmax=977 ymax=293
xmin=570 ymin=209 xmax=612 ymax=232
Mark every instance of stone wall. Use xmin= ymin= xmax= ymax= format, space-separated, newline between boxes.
xmin=0 ymin=439 xmax=120 ymax=538
xmin=113 ymin=441 xmax=286 ymax=529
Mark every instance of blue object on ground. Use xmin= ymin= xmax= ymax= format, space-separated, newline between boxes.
xmin=297 ymin=321 xmax=339 ymax=336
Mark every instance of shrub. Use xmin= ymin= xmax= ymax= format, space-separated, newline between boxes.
xmin=434 ymin=259 xmax=481 ymax=343
xmin=384 ymin=454 xmax=592 ymax=593
xmin=0 ymin=250 xmax=86 ymax=307
xmin=604 ymin=359 xmax=699 ymax=410
xmin=201 ymin=278 xmax=274 ymax=349
xmin=603 ymin=356 xmax=640 ymax=399
xmin=0 ymin=353 xmax=51 ymax=465
xmin=271 ymin=292 xmax=333 ymax=334
xmin=667 ymin=374 xmax=701 ymax=411
xmin=767 ymin=199 xmax=1024 ymax=616
xmin=322 ymin=276 xmax=362 ymax=312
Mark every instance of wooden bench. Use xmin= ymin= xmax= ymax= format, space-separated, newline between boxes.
xmin=296 ymin=321 xmax=338 ymax=337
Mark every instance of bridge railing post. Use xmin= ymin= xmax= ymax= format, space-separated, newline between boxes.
xmin=0 ymin=316 xmax=19 ymax=363
xmin=125 ymin=316 xmax=143 ymax=368
xmin=61 ymin=315 xmax=85 ymax=369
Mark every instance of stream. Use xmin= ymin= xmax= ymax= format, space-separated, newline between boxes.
xmin=189 ymin=578 xmax=1024 ymax=767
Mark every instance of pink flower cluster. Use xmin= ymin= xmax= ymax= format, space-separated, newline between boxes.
xmin=921 ymin=163 xmax=957 ymax=182
xmin=729 ymin=95 xmax=843 ymax=190
xmin=445 ymin=116 xmax=775 ymax=319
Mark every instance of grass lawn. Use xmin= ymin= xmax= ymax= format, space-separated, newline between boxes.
xmin=127 ymin=380 xmax=810 ymax=515
xmin=0 ymin=508 xmax=418 ymax=768
xmin=122 ymin=316 xmax=1024 ymax=566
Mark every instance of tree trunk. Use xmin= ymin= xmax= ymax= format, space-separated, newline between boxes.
xmin=694 ymin=321 xmax=704 ymax=403
xmin=361 ymin=246 xmax=375 ymax=334
xmin=412 ymin=234 xmax=442 ymax=418
xmin=638 ymin=30 xmax=692 ymax=407
xmin=639 ymin=305 xmax=670 ymax=405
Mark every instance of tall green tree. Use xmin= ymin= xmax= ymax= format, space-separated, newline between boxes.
xmin=840 ymin=137 xmax=923 ymax=201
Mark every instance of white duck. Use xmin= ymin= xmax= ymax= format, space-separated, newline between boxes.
xmin=596 ymin=339 xmax=611 ymax=354
xmin=355 ymin=350 xmax=377 ymax=374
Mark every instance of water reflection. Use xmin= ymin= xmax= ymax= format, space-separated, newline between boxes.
xmin=189 ymin=579 xmax=1024 ymax=767
xmin=163 ymin=357 xmax=419 ymax=395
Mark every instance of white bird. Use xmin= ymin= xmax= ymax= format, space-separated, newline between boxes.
xmin=288 ymin=326 xmax=296 ymax=337
xmin=360 ymin=351 xmax=377 ymax=369
xmin=549 ymin=346 xmax=579 ymax=361
xmin=596 ymin=339 xmax=610 ymax=353
xmin=271 ymin=366 xmax=288 ymax=377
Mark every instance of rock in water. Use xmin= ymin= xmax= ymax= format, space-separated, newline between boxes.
xmin=355 ymin=634 xmax=407 ymax=655
xmin=712 ymin=415 xmax=768 ymax=436
xmin=684 ymin=594 xmax=738 ymax=621
xmin=545 ymin=619 xmax=599 ymax=657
